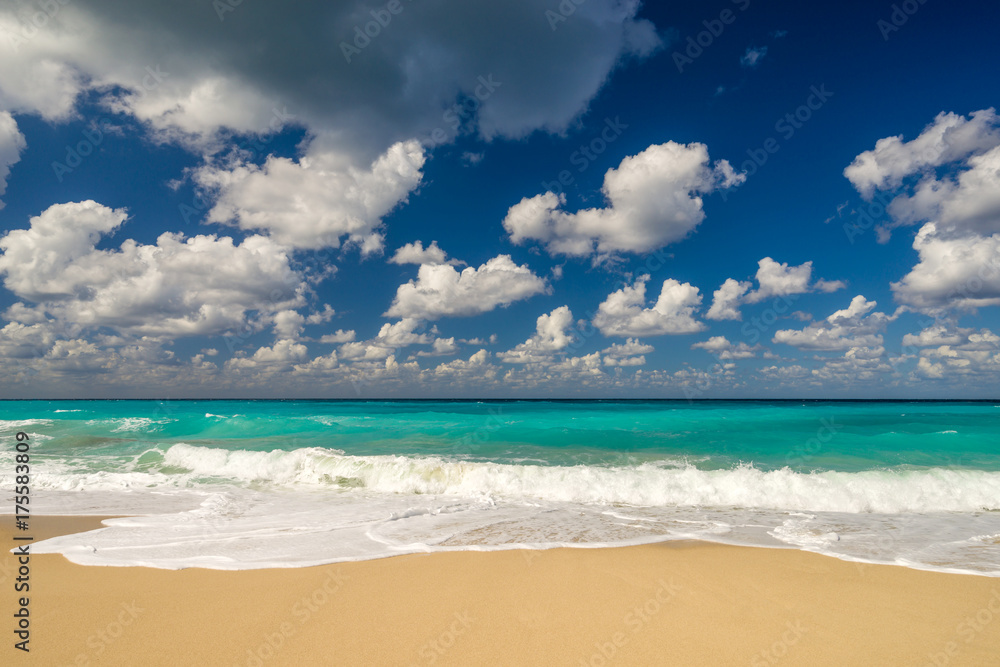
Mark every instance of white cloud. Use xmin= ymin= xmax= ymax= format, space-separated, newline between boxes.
xmin=0 ymin=321 xmax=55 ymax=359
xmin=503 ymin=141 xmax=743 ymax=258
xmin=740 ymin=46 xmax=767 ymax=68
xmin=336 ymin=318 xmax=432 ymax=362
xmin=0 ymin=200 xmax=304 ymax=337
xmin=601 ymin=338 xmax=652 ymax=366
xmin=319 ymin=329 xmax=356 ymax=344
xmin=498 ymin=306 xmax=575 ymax=364
xmin=0 ymin=110 xmax=25 ymax=209
xmin=593 ymin=276 xmax=706 ymax=337
xmin=272 ymin=310 xmax=305 ymax=339
xmin=195 ymin=139 xmax=425 ymax=251
xmin=373 ymin=319 xmax=432 ymax=347
xmin=902 ymin=325 xmax=969 ymax=348
xmin=773 ymin=295 xmax=891 ymax=350
xmin=229 ymin=339 xmax=309 ymax=370
xmin=844 ymin=109 xmax=1000 ymax=199
xmin=549 ymin=351 xmax=603 ymax=376
xmin=389 ymin=240 xmax=455 ymax=266
xmin=305 ymin=305 xmax=336 ymax=325
xmin=385 ymin=254 xmax=547 ymax=320
xmin=691 ymin=336 xmax=762 ymax=360
xmin=430 ymin=349 xmax=496 ymax=380
xmin=706 ymin=258 xmax=845 ymax=320
xmin=746 ymin=257 xmax=844 ymax=302
xmin=891 ymin=223 xmax=1000 ymax=310
xmin=759 ymin=364 xmax=811 ymax=381
xmin=337 ymin=341 xmax=393 ymax=362
xmin=705 ymin=278 xmax=751 ymax=321
xmin=908 ymin=331 xmax=1000 ymax=380
xmin=812 ymin=347 xmax=893 ymax=384
xmin=884 ymin=144 xmax=1000 ymax=239
xmin=846 ymin=110 xmax=1000 ymax=312
xmin=417 ymin=337 xmax=459 ymax=357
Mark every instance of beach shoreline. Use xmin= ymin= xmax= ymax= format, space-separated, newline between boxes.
xmin=3 ymin=516 xmax=1000 ymax=666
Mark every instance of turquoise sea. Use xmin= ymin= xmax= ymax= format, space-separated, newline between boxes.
xmin=3 ymin=400 xmax=999 ymax=573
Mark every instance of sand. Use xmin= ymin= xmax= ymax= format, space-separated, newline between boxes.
xmin=3 ymin=516 xmax=999 ymax=666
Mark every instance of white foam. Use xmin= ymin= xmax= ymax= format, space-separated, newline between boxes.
xmin=85 ymin=417 xmax=174 ymax=432
xmin=153 ymin=444 xmax=1000 ymax=514
xmin=0 ymin=419 xmax=54 ymax=432
xmin=11 ymin=443 xmax=1000 ymax=574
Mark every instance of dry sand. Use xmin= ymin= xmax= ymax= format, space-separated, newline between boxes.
xmin=3 ymin=516 xmax=999 ymax=666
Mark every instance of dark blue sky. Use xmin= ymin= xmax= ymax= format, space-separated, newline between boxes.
xmin=1 ymin=0 xmax=998 ymax=397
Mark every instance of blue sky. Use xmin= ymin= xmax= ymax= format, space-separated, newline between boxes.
xmin=1 ymin=0 xmax=999 ymax=398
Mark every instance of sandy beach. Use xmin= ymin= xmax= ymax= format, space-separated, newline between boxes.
xmin=1 ymin=516 xmax=998 ymax=666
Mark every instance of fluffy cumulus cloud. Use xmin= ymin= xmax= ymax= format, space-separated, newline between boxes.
xmin=705 ymin=278 xmax=750 ymax=321
xmin=389 ymin=240 xmax=455 ymax=266
xmin=846 ymin=111 xmax=1000 ymax=312
xmin=844 ymin=109 xmax=1000 ymax=199
xmin=385 ymin=254 xmax=547 ymax=320
xmin=498 ymin=305 xmax=575 ymax=364
xmin=907 ymin=328 xmax=1000 ymax=380
xmin=0 ymin=110 xmax=25 ymax=209
xmin=416 ymin=337 xmax=459 ymax=357
xmin=336 ymin=318 xmax=436 ymax=361
xmin=0 ymin=0 xmax=660 ymax=156
xmin=601 ymin=338 xmax=653 ymax=366
xmin=706 ymin=258 xmax=844 ymax=320
xmin=195 ymin=140 xmax=425 ymax=252
xmin=0 ymin=201 xmax=304 ymax=337
xmin=891 ymin=224 xmax=1000 ymax=310
xmin=227 ymin=339 xmax=309 ymax=372
xmin=902 ymin=324 xmax=972 ymax=348
xmin=773 ymin=295 xmax=891 ymax=351
xmin=884 ymin=144 xmax=1000 ymax=239
xmin=593 ymin=276 xmax=706 ymax=337
xmin=691 ymin=336 xmax=764 ymax=360
xmin=503 ymin=141 xmax=743 ymax=258
xmin=430 ymin=349 xmax=496 ymax=380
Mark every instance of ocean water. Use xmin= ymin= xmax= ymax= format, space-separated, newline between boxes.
xmin=2 ymin=400 xmax=999 ymax=574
